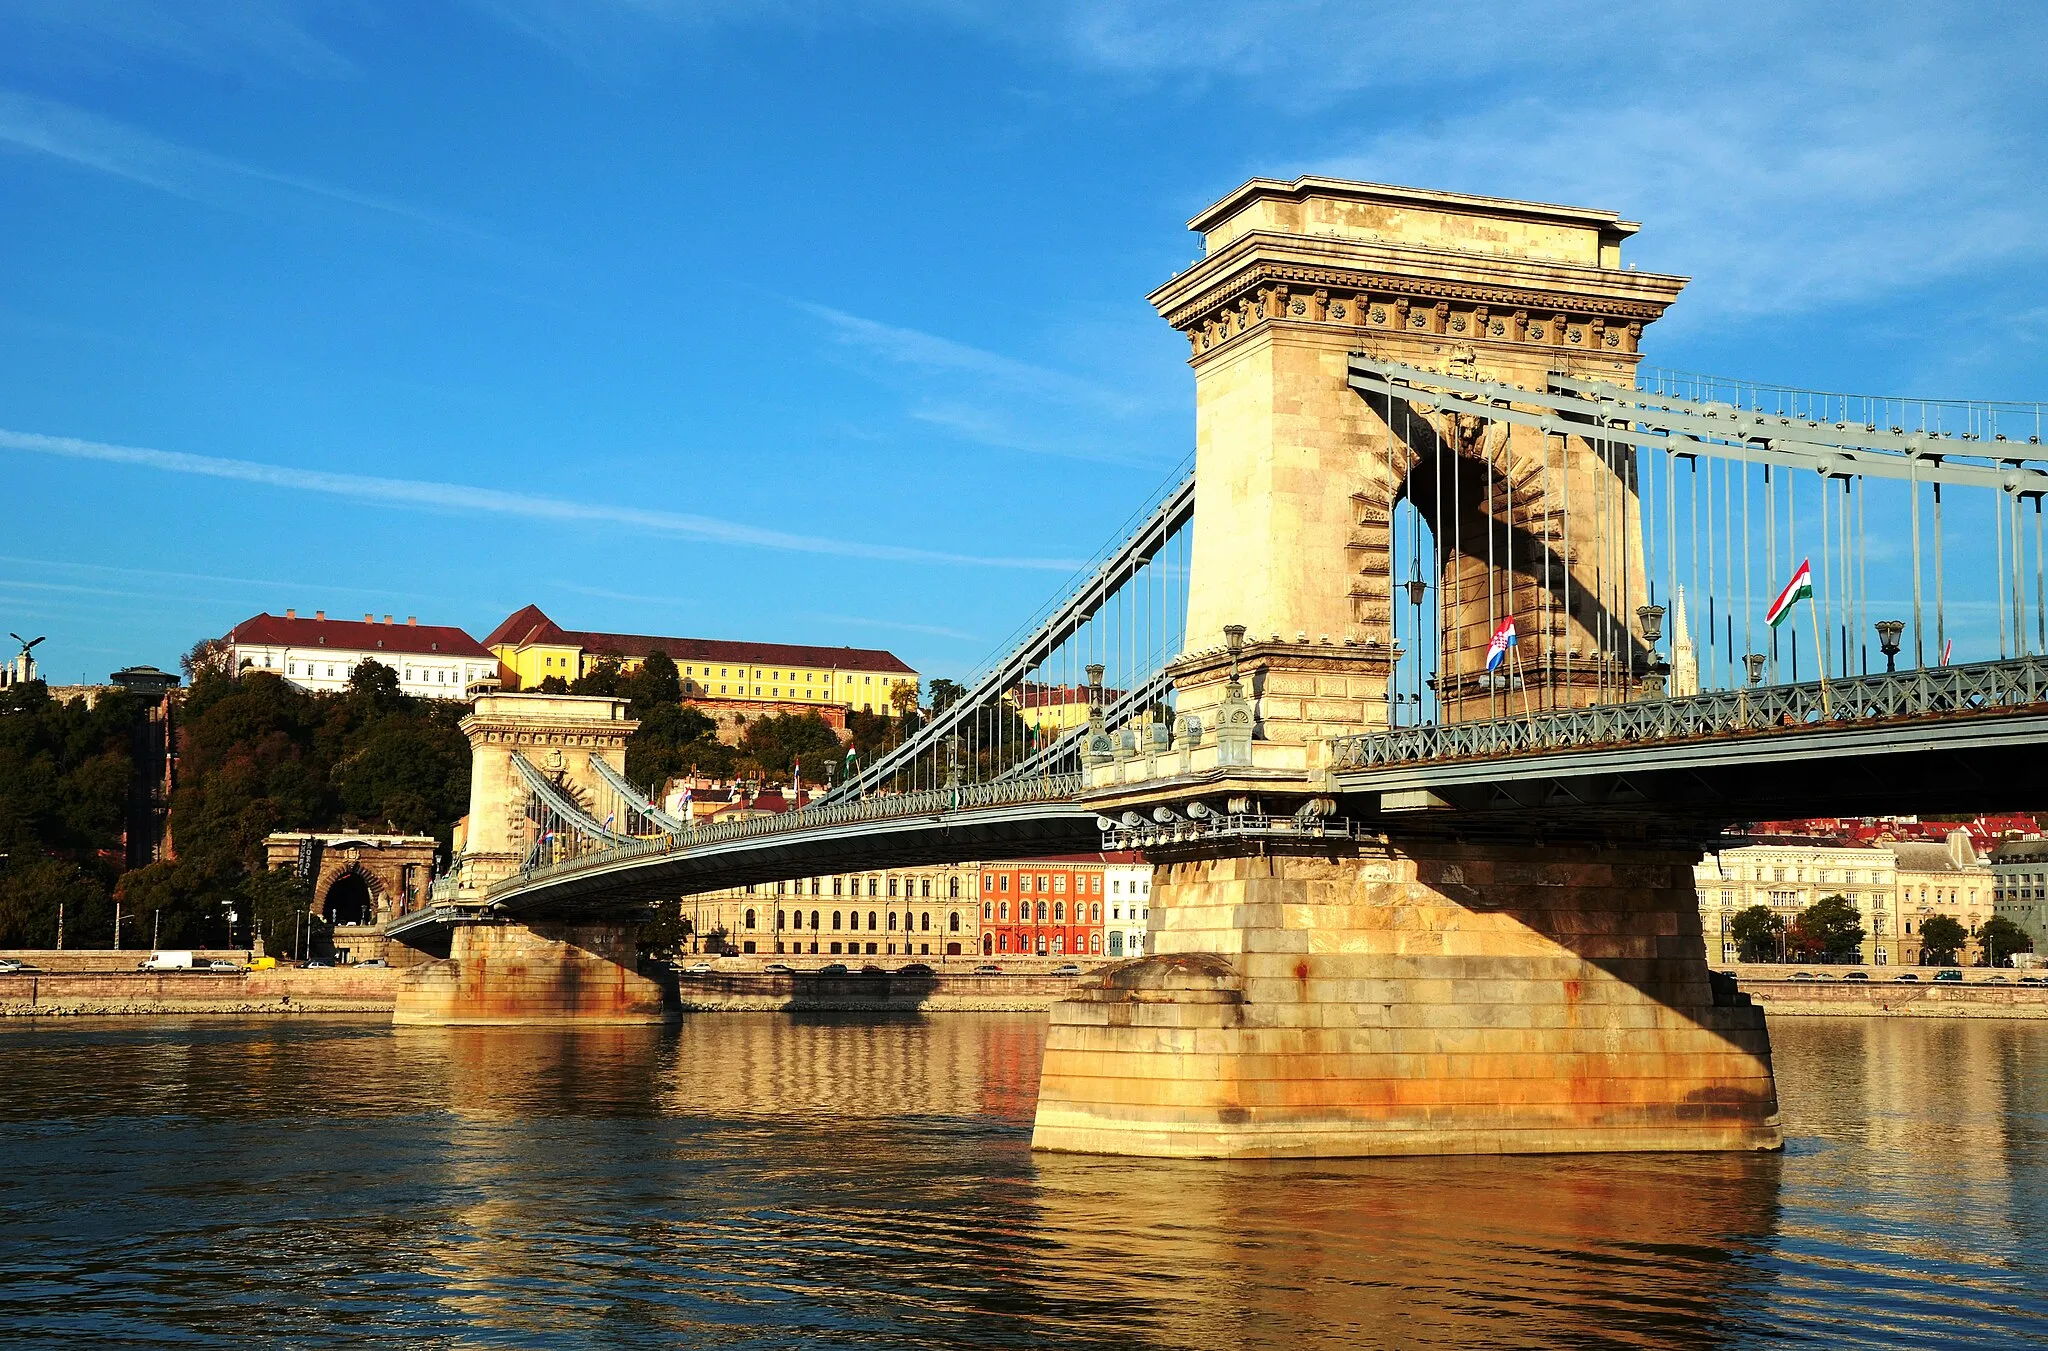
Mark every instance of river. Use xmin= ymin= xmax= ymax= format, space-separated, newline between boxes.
xmin=0 ymin=1014 xmax=2043 ymax=1348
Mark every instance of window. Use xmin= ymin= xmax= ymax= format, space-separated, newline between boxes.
xmin=1109 ymin=932 xmax=1124 ymax=957
xmin=744 ymin=909 xmax=756 ymax=930
xmin=1054 ymin=874 xmax=1068 ymax=894
xmin=983 ymin=902 xmax=992 ymax=920
xmin=920 ymin=913 xmax=930 ymax=931
xmin=984 ymin=872 xmax=995 ymax=891
xmin=1090 ymin=934 xmax=1102 ymax=954
xmin=777 ymin=910 xmax=786 ymax=930
xmin=1054 ymin=902 xmax=1065 ymax=922
xmin=887 ymin=877 xmax=898 ymax=898
xmin=949 ymin=877 xmax=960 ymax=899
xmin=887 ymin=912 xmax=898 ymax=931
xmin=1091 ymin=902 xmax=1102 ymax=922
xmin=1092 ymin=876 xmax=1102 ymax=894
xmin=833 ymin=912 xmax=842 ymax=930
xmin=949 ymin=912 xmax=960 ymax=932
xmin=868 ymin=878 xmax=879 ymax=897
xmin=922 ymin=879 xmax=932 ymax=899
xmin=809 ymin=910 xmax=820 ymax=929
xmin=1112 ymin=880 xmax=1121 ymax=894
xmin=1053 ymin=935 xmax=1065 ymax=953
xmin=1036 ymin=901 xmax=1048 ymax=922
xmin=999 ymin=901 xmax=1008 ymax=920
xmin=868 ymin=911 xmax=877 ymax=931
xmin=999 ymin=875 xmax=1009 ymax=893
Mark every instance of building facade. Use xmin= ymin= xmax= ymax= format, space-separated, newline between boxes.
xmin=1695 ymin=839 xmax=1900 ymax=965
xmin=688 ymin=863 xmax=981 ymax=958
xmin=1992 ymin=837 xmax=2048 ymax=955
xmin=980 ymin=857 xmax=1111 ymax=960
xmin=228 ymin=611 xmax=497 ymax=700
xmin=1695 ymin=830 xmax=1997 ymax=965
xmin=1104 ymin=858 xmax=1151 ymax=958
xmin=484 ymin=604 xmax=919 ymax=718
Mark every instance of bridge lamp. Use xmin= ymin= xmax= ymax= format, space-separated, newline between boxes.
xmin=1403 ymin=576 xmax=1428 ymax=608
xmin=1875 ymin=620 xmax=1905 ymax=673
xmin=1743 ymin=653 xmax=1768 ymax=686
xmin=1636 ymin=604 xmax=1665 ymax=645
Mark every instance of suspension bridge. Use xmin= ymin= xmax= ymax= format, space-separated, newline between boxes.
xmin=390 ymin=175 xmax=2048 ymax=1162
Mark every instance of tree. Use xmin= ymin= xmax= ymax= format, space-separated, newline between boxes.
xmin=890 ymin=680 xmax=921 ymax=718
xmin=620 ymin=652 xmax=680 ymax=708
xmin=238 ymin=866 xmax=313 ymax=957
xmin=536 ymin=675 xmax=568 ymax=694
xmin=115 ymin=861 xmax=229 ymax=949
xmin=1729 ymin=905 xmax=1784 ymax=963
xmin=928 ymin=679 xmax=966 ymax=714
xmin=569 ymin=656 xmax=622 ymax=697
xmin=1978 ymin=915 xmax=2034 ymax=967
xmin=1790 ymin=893 xmax=1865 ymax=964
xmin=740 ymin=712 xmax=845 ymax=780
xmin=1918 ymin=914 xmax=1968 ymax=966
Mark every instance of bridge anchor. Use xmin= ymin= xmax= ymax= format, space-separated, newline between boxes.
xmin=1031 ymin=831 xmax=1780 ymax=1158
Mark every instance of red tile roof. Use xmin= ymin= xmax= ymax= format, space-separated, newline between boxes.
xmin=228 ymin=613 xmax=492 ymax=659
xmin=484 ymin=605 xmax=915 ymax=675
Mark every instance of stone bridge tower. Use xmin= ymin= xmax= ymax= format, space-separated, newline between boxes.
xmin=1149 ymin=176 xmax=1686 ymax=745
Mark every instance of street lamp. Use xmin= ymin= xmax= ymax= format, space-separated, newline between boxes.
xmin=1875 ymin=619 xmax=1905 ymax=673
xmin=1744 ymin=653 xmax=1768 ymax=686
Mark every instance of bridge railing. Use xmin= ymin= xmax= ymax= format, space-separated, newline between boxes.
xmin=1329 ymin=655 xmax=2048 ymax=772
xmin=492 ymin=771 xmax=1087 ymax=896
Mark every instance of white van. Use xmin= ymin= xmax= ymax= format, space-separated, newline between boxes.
xmin=138 ymin=951 xmax=195 ymax=971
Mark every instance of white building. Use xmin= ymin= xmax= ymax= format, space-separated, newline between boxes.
xmin=228 ymin=611 xmax=497 ymax=700
xmin=1991 ymin=837 xmax=2048 ymax=955
xmin=1105 ymin=858 xmax=1151 ymax=959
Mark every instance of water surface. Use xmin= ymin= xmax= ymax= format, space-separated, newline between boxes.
xmin=1 ymin=1014 xmax=2044 ymax=1348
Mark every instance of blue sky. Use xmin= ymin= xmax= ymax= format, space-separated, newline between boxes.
xmin=2 ymin=1 xmax=2044 ymax=686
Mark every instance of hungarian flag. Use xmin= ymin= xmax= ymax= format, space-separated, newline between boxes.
xmin=1485 ymin=617 xmax=1517 ymax=672
xmin=1941 ymin=638 xmax=1953 ymax=666
xmin=1766 ymin=559 xmax=1814 ymax=628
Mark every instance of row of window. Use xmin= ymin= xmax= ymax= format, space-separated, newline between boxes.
xmin=983 ymin=872 xmax=1102 ymax=895
xmin=746 ymin=876 xmax=963 ymax=899
xmin=762 ymin=909 xmax=962 ymax=933
xmin=262 ymin=654 xmax=485 ymax=685
xmin=985 ymin=932 xmax=1103 ymax=955
xmin=774 ymin=941 xmax=962 ymax=956
xmin=979 ymin=900 xmax=1104 ymax=923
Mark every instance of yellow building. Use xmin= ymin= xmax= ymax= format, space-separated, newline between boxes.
xmin=483 ymin=604 xmax=919 ymax=716
xmin=1892 ymin=833 xmax=1995 ymax=965
xmin=1008 ymin=682 xmax=1096 ymax=734
xmin=685 ymin=864 xmax=982 ymax=959
xmin=1695 ymin=838 xmax=1900 ymax=965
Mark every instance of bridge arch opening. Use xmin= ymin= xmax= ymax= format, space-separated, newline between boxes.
xmin=323 ymin=870 xmax=376 ymax=927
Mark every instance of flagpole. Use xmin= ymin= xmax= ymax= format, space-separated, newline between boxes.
xmin=1809 ymin=598 xmax=1833 ymax=718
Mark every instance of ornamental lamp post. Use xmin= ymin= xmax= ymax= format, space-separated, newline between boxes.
xmin=1636 ymin=604 xmax=1668 ymax=699
xmin=1744 ymin=653 xmax=1768 ymax=686
xmin=1875 ymin=619 xmax=1905 ymax=673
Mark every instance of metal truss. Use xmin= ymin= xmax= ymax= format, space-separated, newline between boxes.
xmin=824 ymin=464 xmax=1194 ymax=803
xmin=997 ymin=667 xmax=1178 ymax=780
xmin=1329 ymin=654 xmax=2048 ymax=772
xmin=1098 ymin=806 xmax=1361 ymax=854
xmin=497 ymin=771 xmax=1086 ymax=898
xmin=589 ymin=754 xmax=688 ymax=835
xmin=1349 ymin=355 xmax=2048 ymax=492
xmin=510 ymin=750 xmax=634 ymax=850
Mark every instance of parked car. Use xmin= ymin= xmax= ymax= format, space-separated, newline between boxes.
xmin=357 ymin=958 xmax=388 ymax=968
xmin=1986 ymin=976 xmax=2010 ymax=985
xmin=972 ymin=964 xmax=1003 ymax=975
xmin=817 ymin=963 xmax=850 ymax=976
xmin=303 ymin=960 xmax=332 ymax=970
xmin=1933 ymin=969 xmax=1963 ymax=983
xmin=1895 ymin=972 xmax=1920 ymax=982
xmin=2020 ymin=977 xmax=2044 ymax=987
xmin=897 ymin=963 xmax=934 ymax=976
xmin=1790 ymin=971 xmax=1816 ymax=981
xmin=1052 ymin=963 xmax=1082 ymax=976
xmin=1842 ymin=971 xmax=1869 ymax=981
xmin=683 ymin=961 xmax=714 ymax=975
xmin=0 ymin=959 xmax=39 ymax=975
xmin=206 ymin=960 xmax=243 ymax=972
xmin=763 ymin=963 xmax=794 ymax=974
xmin=860 ymin=964 xmax=887 ymax=975
xmin=138 ymin=950 xmax=195 ymax=971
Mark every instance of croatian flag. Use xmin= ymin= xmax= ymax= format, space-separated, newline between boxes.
xmin=1485 ymin=617 xmax=1518 ymax=672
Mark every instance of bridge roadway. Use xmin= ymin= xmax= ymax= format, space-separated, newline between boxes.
xmin=388 ymin=655 xmax=2048 ymax=937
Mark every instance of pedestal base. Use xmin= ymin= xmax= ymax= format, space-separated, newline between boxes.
xmin=392 ymin=920 xmax=669 ymax=1025
xmin=1031 ymin=844 xmax=1780 ymax=1158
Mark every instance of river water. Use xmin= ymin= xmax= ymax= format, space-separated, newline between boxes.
xmin=1 ymin=1014 xmax=2044 ymax=1349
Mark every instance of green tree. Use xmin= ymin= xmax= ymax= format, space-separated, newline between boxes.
xmin=536 ymin=675 xmax=569 ymax=694
xmin=114 ymin=860 xmax=230 ymax=949
xmin=0 ymin=857 xmax=110 ymax=948
xmin=620 ymin=652 xmax=681 ymax=707
xmin=1978 ymin=915 xmax=2034 ymax=967
xmin=1918 ymin=914 xmax=1968 ymax=966
xmin=1728 ymin=905 xmax=1784 ymax=963
xmin=626 ymin=701 xmax=733 ymax=785
xmin=238 ymin=866 xmax=314 ymax=957
xmin=890 ymin=680 xmax=920 ymax=718
xmin=1790 ymin=893 xmax=1866 ymax=964
xmin=569 ymin=656 xmax=623 ymax=697
xmin=928 ymin=678 xmax=966 ymax=714
xmin=740 ymin=712 xmax=845 ymax=780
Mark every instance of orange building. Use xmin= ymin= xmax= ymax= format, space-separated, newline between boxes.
xmin=978 ymin=856 xmax=1110 ymax=960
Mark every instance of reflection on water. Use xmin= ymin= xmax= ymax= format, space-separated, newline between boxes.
xmin=0 ymin=1015 xmax=2044 ymax=1348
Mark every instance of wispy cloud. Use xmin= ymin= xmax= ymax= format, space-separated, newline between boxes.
xmin=0 ymin=553 xmax=424 ymax=602
xmin=3 ymin=0 xmax=354 ymax=80
xmin=800 ymin=302 xmax=1137 ymax=416
xmin=553 ymin=583 xmax=694 ymax=607
xmin=801 ymin=612 xmax=984 ymax=643
xmin=0 ymin=90 xmax=479 ymax=235
xmin=0 ymin=426 xmax=1078 ymax=571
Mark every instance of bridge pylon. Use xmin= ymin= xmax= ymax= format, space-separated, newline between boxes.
xmin=392 ymin=692 xmax=667 ymax=1025
xmin=1033 ymin=178 xmax=1779 ymax=1158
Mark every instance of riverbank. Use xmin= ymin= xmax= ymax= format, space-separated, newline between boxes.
xmin=1722 ymin=964 xmax=2048 ymax=1018
xmin=671 ymin=969 xmax=1081 ymax=1012
xmin=0 ymin=967 xmax=399 ymax=1016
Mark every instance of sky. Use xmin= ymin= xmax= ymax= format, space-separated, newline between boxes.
xmin=2 ymin=1 xmax=2044 ymax=687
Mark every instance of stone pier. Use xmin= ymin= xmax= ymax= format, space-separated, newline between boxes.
xmin=392 ymin=920 xmax=667 ymax=1026
xmin=1031 ymin=839 xmax=1779 ymax=1158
